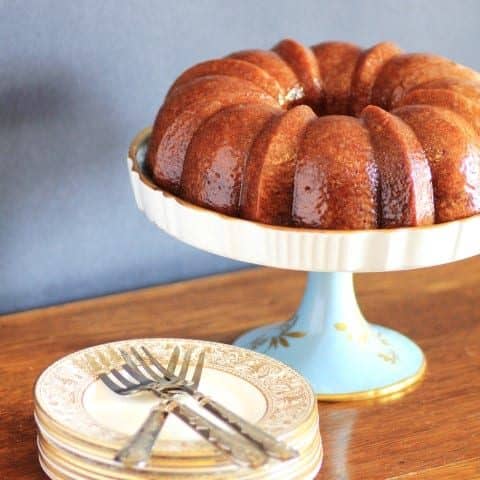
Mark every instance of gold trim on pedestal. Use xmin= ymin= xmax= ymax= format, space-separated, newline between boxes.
xmin=316 ymin=359 xmax=426 ymax=402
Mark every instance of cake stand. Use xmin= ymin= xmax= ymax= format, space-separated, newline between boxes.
xmin=128 ymin=127 xmax=480 ymax=401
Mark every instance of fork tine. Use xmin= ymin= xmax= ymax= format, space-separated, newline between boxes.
xmin=110 ymin=368 xmax=137 ymax=388
xmin=141 ymin=347 xmax=171 ymax=378
xmin=177 ymin=349 xmax=192 ymax=381
xmin=119 ymin=349 xmax=151 ymax=383
xmin=167 ymin=346 xmax=180 ymax=374
xmin=99 ymin=373 xmax=124 ymax=393
xmin=191 ymin=350 xmax=205 ymax=389
xmin=130 ymin=347 xmax=163 ymax=381
xmin=123 ymin=362 xmax=150 ymax=384
xmin=92 ymin=350 xmax=136 ymax=388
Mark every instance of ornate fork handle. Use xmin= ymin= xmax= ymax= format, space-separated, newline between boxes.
xmin=193 ymin=393 xmax=298 ymax=460
xmin=115 ymin=398 xmax=174 ymax=467
xmin=173 ymin=397 xmax=268 ymax=468
xmin=115 ymin=393 xmax=267 ymax=468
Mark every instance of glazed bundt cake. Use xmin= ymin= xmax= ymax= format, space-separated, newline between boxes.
xmin=147 ymin=39 xmax=480 ymax=229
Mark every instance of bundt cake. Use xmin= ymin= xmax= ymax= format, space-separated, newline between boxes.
xmin=147 ymin=39 xmax=480 ymax=229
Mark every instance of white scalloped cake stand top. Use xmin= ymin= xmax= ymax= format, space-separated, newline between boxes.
xmin=129 ymin=128 xmax=480 ymax=273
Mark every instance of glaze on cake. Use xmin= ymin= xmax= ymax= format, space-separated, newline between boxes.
xmin=147 ymin=39 xmax=480 ymax=229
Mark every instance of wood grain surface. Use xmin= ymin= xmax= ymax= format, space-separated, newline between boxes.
xmin=1 ymin=258 xmax=480 ymax=479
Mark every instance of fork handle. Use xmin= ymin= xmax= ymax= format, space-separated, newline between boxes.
xmin=193 ymin=393 xmax=298 ymax=460
xmin=115 ymin=397 xmax=267 ymax=469
xmin=173 ymin=400 xmax=267 ymax=468
xmin=114 ymin=399 xmax=173 ymax=467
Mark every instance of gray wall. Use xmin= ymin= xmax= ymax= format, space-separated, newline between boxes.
xmin=1 ymin=0 xmax=479 ymax=314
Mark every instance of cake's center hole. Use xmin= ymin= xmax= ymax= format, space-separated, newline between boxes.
xmin=287 ymin=87 xmax=357 ymax=117
xmin=287 ymin=96 xmax=322 ymax=117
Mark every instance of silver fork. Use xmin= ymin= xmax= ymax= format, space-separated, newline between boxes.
xmin=98 ymin=348 xmax=268 ymax=468
xmin=110 ymin=348 xmax=197 ymax=466
xmin=139 ymin=346 xmax=298 ymax=461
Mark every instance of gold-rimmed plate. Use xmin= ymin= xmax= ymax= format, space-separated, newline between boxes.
xmin=34 ymin=338 xmax=316 ymax=463
xmin=38 ymin=430 xmax=323 ymax=480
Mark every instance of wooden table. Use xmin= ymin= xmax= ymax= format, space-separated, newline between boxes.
xmin=1 ymin=258 xmax=480 ymax=479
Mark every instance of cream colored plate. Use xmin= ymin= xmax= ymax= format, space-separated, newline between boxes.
xmin=35 ymin=338 xmax=315 ymax=459
xmin=38 ymin=432 xmax=323 ymax=480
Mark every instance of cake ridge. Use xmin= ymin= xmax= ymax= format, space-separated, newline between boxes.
xmin=371 ymin=52 xmax=480 ymax=110
xmin=167 ymin=58 xmax=285 ymax=103
xmin=240 ymin=104 xmax=316 ymax=225
xmin=394 ymin=103 xmax=480 ymax=223
xmin=400 ymin=87 xmax=480 ymax=137
xmin=350 ymin=41 xmax=403 ymax=115
xmin=311 ymin=41 xmax=362 ymax=115
xmin=227 ymin=49 xmax=304 ymax=105
xmin=273 ymin=38 xmax=323 ymax=113
xmin=293 ymin=114 xmax=379 ymax=229
xmin=147 ymin=75 xmax=279 ymax=191
xmin=361 ymin=105 xmax=434 ymax=227
xmin=180 ymin=103 xmax=280 ymax=215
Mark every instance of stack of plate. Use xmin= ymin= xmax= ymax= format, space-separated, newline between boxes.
xmin=34 ymin=338 xmax=322 ymax=479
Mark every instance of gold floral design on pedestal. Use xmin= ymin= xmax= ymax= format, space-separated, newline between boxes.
xmin=248 ymin=314 xmax=306 ymax=353
xmin=377 ymin=333 xmax=399 ymax=364
xmin=334 ymin=322 xmax=399 ymax=364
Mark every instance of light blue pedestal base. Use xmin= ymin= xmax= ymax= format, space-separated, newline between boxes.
xmin=234 ymin=272 xmax=425 ymax=401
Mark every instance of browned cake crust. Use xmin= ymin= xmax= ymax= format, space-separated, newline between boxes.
xmin=411 ymin=77 xmax=480 ymax=102
xmin=147 ymin=39 xmax=480 ymax=229
xmin=180 ymin=104 xmax=279 ymax=216
xmin=372 ymin=53 xmax=480 ymax=110
xmin=167 ymin=59 xmax=284 ymax=101
xmin=147 ymin=76 xmax=278 ymax=192
xmin=401 ymin=88 xmax=480 ymax=138
xmin=273 ymin=39 xmax=322 ymax=112
xmin=240 ymin=105 xmax=316 ymax=225
xmin=293 ymin=116 xmax=378 ymax=229
xmin=361 ymin=105 xmax=434 ymax=227
xmin=394 ymin=104 xmax=480 ymax=222
xmin=227 ymin=50 xmax=302 ymax=104
xmin=351 ymin=42 xmax=403 ymax=115
xmin=311 ymin=42 xmax=361 ymax=115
